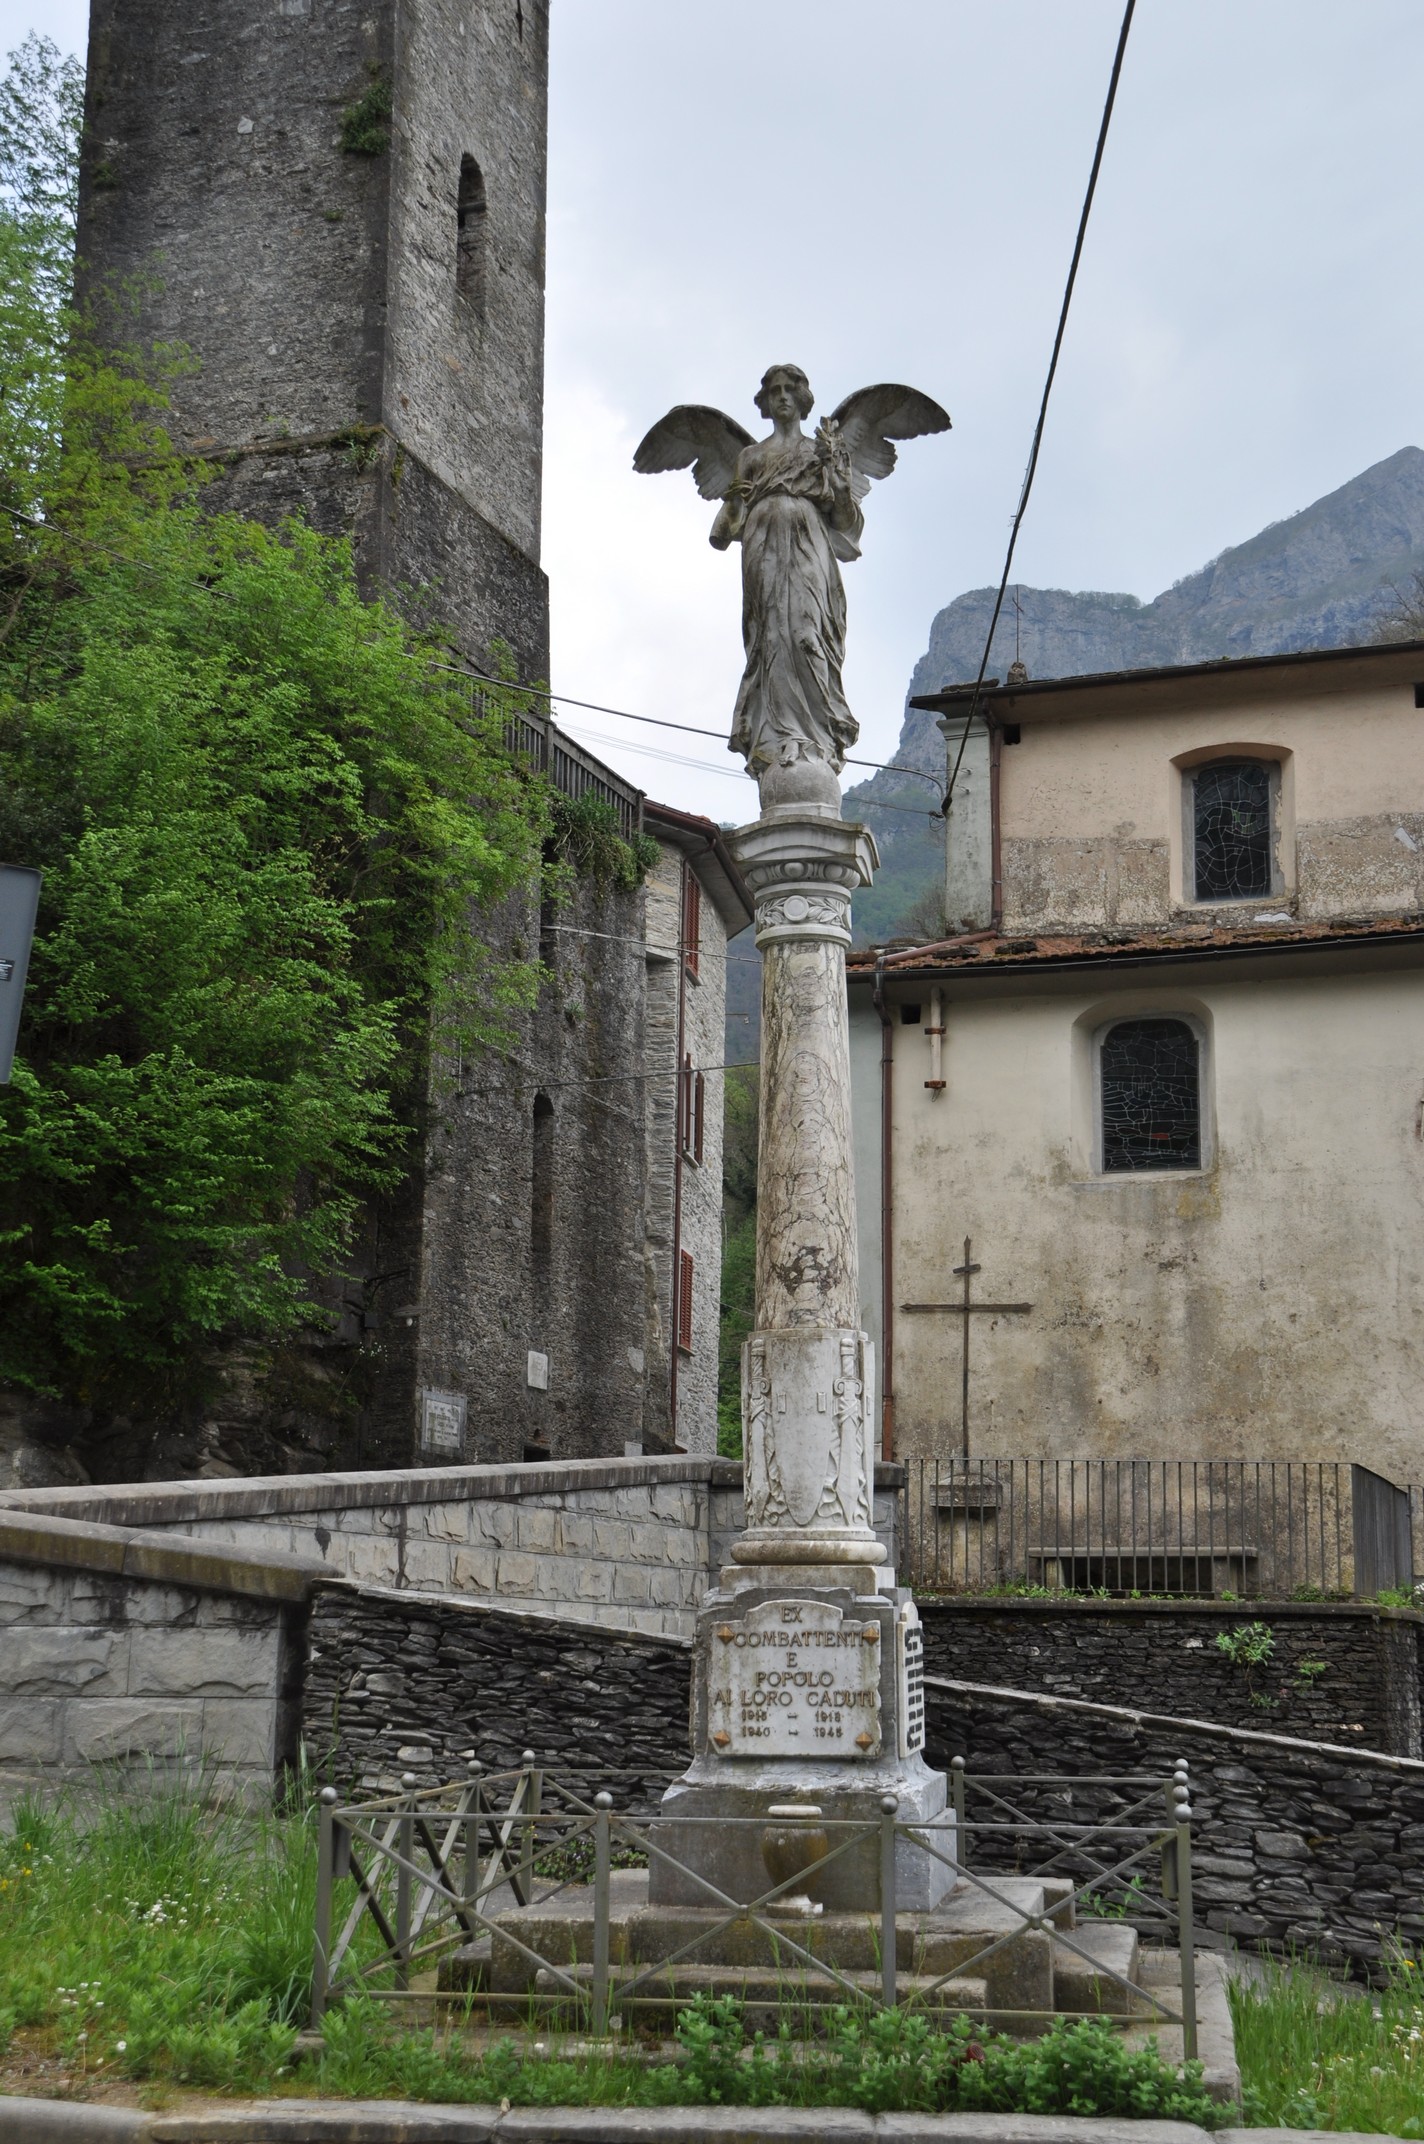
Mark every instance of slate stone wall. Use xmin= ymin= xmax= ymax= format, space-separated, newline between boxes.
xmin=927 ymin=1675 xmax=1424 ymax=1976
xmin=917 ymin=1598 xmax=1424 ymax=1755
xmin=303 ymin=1583 xmax=692 ymax=1805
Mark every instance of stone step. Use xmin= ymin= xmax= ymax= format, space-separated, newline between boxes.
xmin=1051 ymin=1920 xmax=1143 ymax=2017
xmin=531 ymin=1959 xmax=990 ymax=2034
xmin=439 ymin=1934 xmax=492 ymax=1991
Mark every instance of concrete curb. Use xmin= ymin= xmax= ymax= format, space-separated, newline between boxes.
xmin=0 ymin=2103 xmax=1210 ymax=2142
xmin=3 ymin=2100 xmax=1418 ymax=2142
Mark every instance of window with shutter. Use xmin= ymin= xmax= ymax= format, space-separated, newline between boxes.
xmin=683 ymin=870 xmax=702 ymax=979
xmin=677 ymin=1248 xmax=694 ymax=1352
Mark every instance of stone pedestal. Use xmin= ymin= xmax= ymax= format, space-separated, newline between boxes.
xmin=648 ymin=804 xmax=955 ymax=1913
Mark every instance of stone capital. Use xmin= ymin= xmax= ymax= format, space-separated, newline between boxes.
xmin=728 ymin=814 xmax=879 ymax=949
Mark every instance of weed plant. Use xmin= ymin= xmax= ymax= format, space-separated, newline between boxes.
xmin=1230 ymin=1952 xmax=1424 ymax=2134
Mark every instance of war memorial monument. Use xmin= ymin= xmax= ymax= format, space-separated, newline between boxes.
xmin=633 ymin=364 xmax=954 ymax=1911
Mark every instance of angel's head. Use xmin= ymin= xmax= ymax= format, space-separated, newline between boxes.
xmin=755 ymin=364 xmax=814 ymax=423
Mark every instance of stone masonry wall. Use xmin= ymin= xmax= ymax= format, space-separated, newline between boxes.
xmin=917 ymin=1598 xmax=1424 ymax=1755
xmin=0 ymin=1460 xmax=725 ymax=1639
xmin=303 ymin=1583 xmax=691 ymax=1804
xmin=1 ymin=1458 xmax=903 ymax=1642
xmin=927 ymin=1675 xmax=1424 ymax=1976
xmin=0 ymin=1529 xmax=316 ymax=1803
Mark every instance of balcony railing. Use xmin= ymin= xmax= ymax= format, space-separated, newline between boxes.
xmin=474 ymin=684 xmax=644 ymax=843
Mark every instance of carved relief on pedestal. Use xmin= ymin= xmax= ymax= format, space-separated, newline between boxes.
xmin=823 ymin=1330 xmax=873 ymax=1531
xmin=738 ymin=1327 xmax=878 ymax=1561
xmin=743 ymin=1334 xmax=789 ymax=1530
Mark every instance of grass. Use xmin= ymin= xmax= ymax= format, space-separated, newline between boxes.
xmin=1230 ymin=1952 xmax=1424 ymax=2133
xmin=0 ymin=1768 xmax=1218 ymax=2121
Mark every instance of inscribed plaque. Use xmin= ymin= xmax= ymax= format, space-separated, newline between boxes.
xmin=707 ymin=1597 xmax=882 ymax=1759
xmin=420 ymin=1387 xmax=466 ymax=1454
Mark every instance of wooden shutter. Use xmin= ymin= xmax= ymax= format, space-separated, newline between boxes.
xmin=683 ymin=869 xmax=701 ymax=978
xmin=677 ymin=1248 xmax=694 ymax=1352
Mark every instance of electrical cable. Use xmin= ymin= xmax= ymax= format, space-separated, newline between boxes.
xmin=1 ymin=503 xmax=943 ymax=803
xmin=943 ymin=0 xmax=1137 ymax=814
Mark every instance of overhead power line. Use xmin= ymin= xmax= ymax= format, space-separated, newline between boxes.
xmin=945 ymin=0 xmax=1137 ymax=812
xmin=1 ymin=502 xmax=943 ymax=810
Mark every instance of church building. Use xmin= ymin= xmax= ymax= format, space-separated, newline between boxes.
xmin=848 ymin=639 xmax=1424 ymax=1522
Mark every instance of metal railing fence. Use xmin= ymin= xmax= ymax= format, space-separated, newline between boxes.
xmin=473 ymin=684 xmax=644 ymax=843
xmin=898 ymin=1457 xmax=1419 ymax=1600
xmin=311 ymin=1755 xmax=1197 ymax=2055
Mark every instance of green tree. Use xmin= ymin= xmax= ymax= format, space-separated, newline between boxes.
xmin=0 ymin=40 xmax=549 ymax=1416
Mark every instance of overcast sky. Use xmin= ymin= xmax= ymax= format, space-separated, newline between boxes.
xmin=18 ymin=1 xmax=1424 ymax=817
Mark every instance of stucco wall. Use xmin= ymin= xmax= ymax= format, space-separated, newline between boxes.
xmin=854 ymin=946 xmax=1424 ymax=1477
xmin=993 ymin=664 xmax=1424 ymax=934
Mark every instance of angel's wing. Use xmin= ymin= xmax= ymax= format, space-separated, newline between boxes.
xmin=827 ymin=384 xmax=951 ymax=499
xmin=633 ymin=405 xmax=754 ymax=502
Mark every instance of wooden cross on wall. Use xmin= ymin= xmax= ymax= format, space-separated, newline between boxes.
xmin=902 ymin=1236 xmax=1032 ymax=1457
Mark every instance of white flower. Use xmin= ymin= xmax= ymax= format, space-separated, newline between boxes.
xmin=115 ymin=2041 xmax=126 ymax=2054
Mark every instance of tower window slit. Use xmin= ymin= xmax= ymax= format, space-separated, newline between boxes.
xmin=456 ymin=153 xmax=487 ymax=314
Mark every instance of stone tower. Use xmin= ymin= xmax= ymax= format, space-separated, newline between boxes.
xmin=64 ymin=1 xmax=668 ymax=1480
xmin=77 ymin=0 xmax=549 ymax=679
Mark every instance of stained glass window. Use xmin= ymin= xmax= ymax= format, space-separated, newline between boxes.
xmin=1192 ymin=760 xmax=1272 ymax=901
xmin=1100 ymin=1019 xmax=1200 ymax=1172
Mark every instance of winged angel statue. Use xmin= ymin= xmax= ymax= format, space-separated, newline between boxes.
xmin=635 ymin=364 xmax=949 ymax=808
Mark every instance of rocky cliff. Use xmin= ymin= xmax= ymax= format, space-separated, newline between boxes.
xmin=845 ymin=445 xmax=1424 ymax=945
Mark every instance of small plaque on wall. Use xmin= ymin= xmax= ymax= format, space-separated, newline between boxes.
xmin=420 ymin=1387 xmax=466 ymax=1455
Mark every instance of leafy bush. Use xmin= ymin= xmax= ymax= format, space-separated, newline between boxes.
xmin=549 ymin=790 xmax=658 ymax=892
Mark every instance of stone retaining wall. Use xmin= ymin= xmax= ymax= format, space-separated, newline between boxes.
xmin=0 ymin=1458 xmax=901 ymax=1643
xmin=302 ymin=1583 xmax=692 ymax=1802
xmin=918 ymin=1598 xmax=1424 ymax=1754
xmin=0 ymin=1520 xmax=319 ymax=1801
xmin=927 ymin=1674 xmax=1424 ymax=1975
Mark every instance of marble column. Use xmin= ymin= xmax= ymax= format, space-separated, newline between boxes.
xmin=729 ymin=811 xmax=881 ymax=1570
xmin=646 ymin=800 xmax=953 ymax=1914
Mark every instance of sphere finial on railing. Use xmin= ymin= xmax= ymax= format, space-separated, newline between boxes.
xmin=880 ymin=1793 xmax=899 ymax=1816
xmin=594 ymin=1790 xmax=613 ymax=1811
xmin=319 ymin=1786 xmax=338 ymax=1805
xmin=400 ymin=1772 xmax=417 ymax=1791
xmin=523 ymin=1749 xmax=537 ymax=1768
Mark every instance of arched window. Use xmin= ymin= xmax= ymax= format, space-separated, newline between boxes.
xmin=456 ymin=154 xmax=487 ymax=314
xmin=1191 ymin=760 xmax=1274 ymax=901
xmin=1099 ymin=1018 xmax=1201 ymax=1173
xmin=530 ymin=1092 xmax=553 ymax=1291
